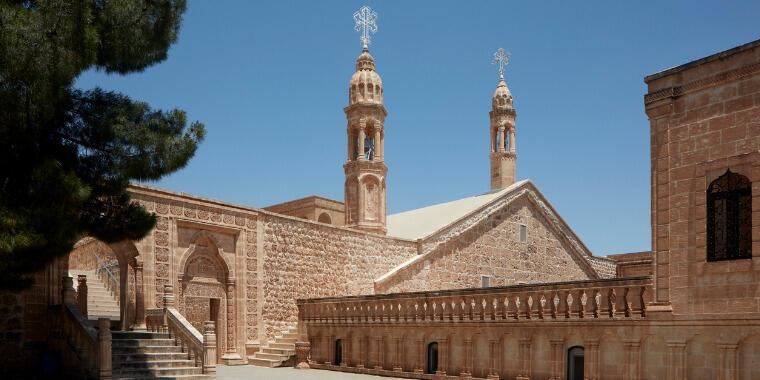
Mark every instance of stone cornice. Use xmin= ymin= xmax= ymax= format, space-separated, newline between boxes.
xmin=644 ymin=61 xmax=760 ymax=106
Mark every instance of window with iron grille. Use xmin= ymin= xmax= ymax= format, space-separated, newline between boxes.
xmin=707 ymin=170 xmax=752 ymax=262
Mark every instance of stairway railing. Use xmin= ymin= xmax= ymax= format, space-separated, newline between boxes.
xmin=146 ymin=284 xmax=217 ymax=375
xmin=93 ymin=251 xmax=120 ymax=301
xmin=55 ymin=276 xmax=112 ymax=379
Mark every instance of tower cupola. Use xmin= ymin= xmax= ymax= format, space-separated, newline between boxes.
xmin=349 ymin=47 xmax=383 ymax=105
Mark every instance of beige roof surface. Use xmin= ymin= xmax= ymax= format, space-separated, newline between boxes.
xmin=386 ymin=180 xmax=529 ymax=240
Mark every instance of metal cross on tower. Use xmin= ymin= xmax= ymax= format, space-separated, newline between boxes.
xmin=492 ymin=48 xmax=511 ymax=79
xmin=353 ymin=5 xmax=378 ymax=48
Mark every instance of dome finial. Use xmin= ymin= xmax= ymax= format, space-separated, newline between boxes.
xmin=354 ymin=6 xmax=378 ymax=49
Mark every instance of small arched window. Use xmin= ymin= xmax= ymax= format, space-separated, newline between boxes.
xmin=707 ymin=170 xmax=752 ymax=261
xmin=318 ymin=212 xmax=332 ymax=225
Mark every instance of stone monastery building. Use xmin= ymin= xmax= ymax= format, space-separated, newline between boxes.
xmin=2 ymin=22 xmax=760 ymax=380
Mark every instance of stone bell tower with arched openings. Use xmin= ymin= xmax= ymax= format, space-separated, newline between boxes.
xmin=490 ymin=48 xmax=517 ymax=190
xmin=344 ymin=6 xmax=387 ymax=234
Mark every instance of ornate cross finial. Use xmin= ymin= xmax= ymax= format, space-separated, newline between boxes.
xmin=353 ymin=5 xmax=378 ymax=48
xmin=492 ymin=48 xmax=511 ymax=79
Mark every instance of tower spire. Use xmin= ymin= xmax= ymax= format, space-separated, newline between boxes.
xmin=344 ymin=6 xmax=387 ymax=235
xmin=489 ymin=48 xmax=517 ymax=190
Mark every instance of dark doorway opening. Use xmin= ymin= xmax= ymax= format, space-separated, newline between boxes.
xmin=426 ymin=342 xmax=438 ymax=374
xmin=567 ymin=346 xmax=584 ymax=380
xmin=334 ymin=339 xmax=342 ymax=365
xmin=209 ymin=298 xmax=220 ymax=362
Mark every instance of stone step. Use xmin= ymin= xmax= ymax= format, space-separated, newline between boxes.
xmin=253 ymin=352 xmax=286 ymax=361
xmin=113 ymin=332 xmax=171 ymax=339
xmin=247 ymin=357 xmax=281 ymax=367
xmin=268 ymin=342 xmax=295 ymax=350
xmin=113 ymin=339 xmax=177 ymax=347
xmin=281 ymin=332 xmax=299 ymax=339
xmin=113 ymin=352 xmax=191 ymax=363
xmin=112 ymin=366 xmax=202 ymax=378
xmin=115 ymin=359 xmax=196 ymax=370
xmin=115 ymin=375 xmax=210 ymax=380
xmin=113 ymin=345 xmax=183 ymax=355
xmin=262 ymin=347 xmax=294 ymax=356
xmin=274 ymin=336 xmax=296 ymax=344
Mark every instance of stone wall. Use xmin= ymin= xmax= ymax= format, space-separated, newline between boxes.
xmin=645 ymin=40 xmax=760 ymax=317
xmin=260 ymin=212 xmax=417 ymax=339
xmin=68 ymin=239 xmax=119 ymax=271
xmin=378 ymin=196 xmax=595 ymax=293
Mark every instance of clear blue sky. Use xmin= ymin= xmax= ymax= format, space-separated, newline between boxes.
xmin=75 ymin=1 xmax=760 ymax=255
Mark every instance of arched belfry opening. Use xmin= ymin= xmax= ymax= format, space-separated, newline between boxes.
xmin=707 ymin=169 xmax=752 ymax=261
xmin=567 ymin=346 xmax=584 ymax=380
xmin=426 ymin=341 xmax=438 ymax=374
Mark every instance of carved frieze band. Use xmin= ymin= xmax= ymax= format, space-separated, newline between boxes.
xmin=644 ymin=62 xmax=760 ymax=105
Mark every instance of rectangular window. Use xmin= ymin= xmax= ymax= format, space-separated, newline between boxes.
xmin=519 ymin=224 xmax=527 ymax=243
xmin=481 ymin=275 xmax=490 ymax=288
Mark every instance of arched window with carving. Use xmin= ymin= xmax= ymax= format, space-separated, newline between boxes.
xmin=707 ymin=170 xmax=752 ymax=261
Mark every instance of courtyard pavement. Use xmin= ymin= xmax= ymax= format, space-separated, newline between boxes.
xmin=216 ymin=365 xmax=404 ymax=379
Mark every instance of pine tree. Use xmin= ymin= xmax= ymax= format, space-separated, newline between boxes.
xmin=0 ymin=0 xmax=205 ymax=289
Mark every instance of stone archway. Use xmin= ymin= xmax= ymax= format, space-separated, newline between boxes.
xmin=68 ymin=237 xmax=142 ymax=331
xmin=177 ymin=231 xmax=240 ymax=363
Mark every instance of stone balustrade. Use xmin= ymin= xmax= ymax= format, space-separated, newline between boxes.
xmin=299 ymin=277 xmax=651 ymax=324
xmin=54 ymin=276 xmax=112 ymax=379
xmin=145 ymin=284 xmax=216 ymax=375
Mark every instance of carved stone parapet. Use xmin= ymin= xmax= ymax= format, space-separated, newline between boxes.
xmin=295 ymin=341 xmax=311 ymax=369
xmin=98 ymin=318 xmax=112 ymax=380
xmin=62 ymin=276 xmax=76 ymax=305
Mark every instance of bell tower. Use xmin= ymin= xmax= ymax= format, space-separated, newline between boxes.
xmin=344 ymin=6 xmax=387 ymax=234
xmin=489 ymin=48 xmax=517 ymax=190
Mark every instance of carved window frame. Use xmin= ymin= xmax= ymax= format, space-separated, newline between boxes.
xmin=706 ymin=169 xmax=752 ymax=262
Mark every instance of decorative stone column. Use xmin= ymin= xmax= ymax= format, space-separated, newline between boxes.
xmin=357 ymin=336 xmax=365 ymax=369
xmin=623 ymin=339 xmax=641 ymax=380
xmin=585 ymin=338 xmax=600 ymax=380
xmin=373 ymin=336 xmax=382 ymax=369
xmin=374 ymin=129 xmax=381 ymax=160
xmin=414 ymin=338 xmax=423 ymax=374
xmin=162 ymin=284 xmax=174 ymax=333
xmin=460 ymin=336 xmax=473 ymax=377
xmin=549 ymin=338 xmax=565 ymax=380
xmin=516 ymin=338 xmax=531 ymax=380
xmin=666 ymin=342 xmax=686 ymax=380
xmin=357 ymin=129 xmax=365 ymax=160
xmin=295 ymin=341 xmax=311 ymax=369
xmin=133 ymin=260 xmax=146 ymax=331
xmin=718 ymin=343 xmax=738 ymax=380
xmin=487 ymin=338 xmax=500 ymax=379
xmin=202 ymin=321 xmax=217 ymax=374
xmin=510 ymin=129 xmax=516 ymax=152
xmin=437 ymin=338 xmax=448 ymax=376
xmin=62 ymin=276 xmax=76 ymax=305
xmin=392 ymin=336 xmax=402 ymax=371
xmin=221 ymin=278 xmax=242 ymax=363
xmin=98 ymin=318 xmax=112 ymax=380
xmin=77 ymin=275 xmax=88 ymax=317
xmin=342 ymin=336 xmax=351 ymax=367
xmin=497 ymin=127 xmax=505 ymax=152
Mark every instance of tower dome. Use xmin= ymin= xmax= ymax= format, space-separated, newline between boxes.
xmin=349 ymin=47 xmax=383 ymax=105
xmin=492 ymin=76 xmax=514 ymax=110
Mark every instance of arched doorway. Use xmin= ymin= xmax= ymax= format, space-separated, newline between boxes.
xmin=567 ymin=346 xmax=584 ymax=380
xmin=334 ymin=339 xmax=343 ymax=366
xmin=426 ymin=342 xmax=438 ymax=374
xmin=177 ymin=232 xmax=237 ymax=363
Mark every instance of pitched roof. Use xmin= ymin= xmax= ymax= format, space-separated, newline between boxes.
xmin=386 ymin=180 xmax=529 ymax=240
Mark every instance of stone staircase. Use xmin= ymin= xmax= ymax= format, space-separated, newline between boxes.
xmin=248 ymin=327 xmax=299 ymax=367
xmin=111 ymin=331 xmax=210 ymax=379
xmin=69 ymin=269 xmax=120 ymax=322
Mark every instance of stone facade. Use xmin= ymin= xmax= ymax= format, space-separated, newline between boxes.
xmin=298 ymin=39 xmax=760 ymax=380
xmin=644 ymin=39 xmax=760 ymax=317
